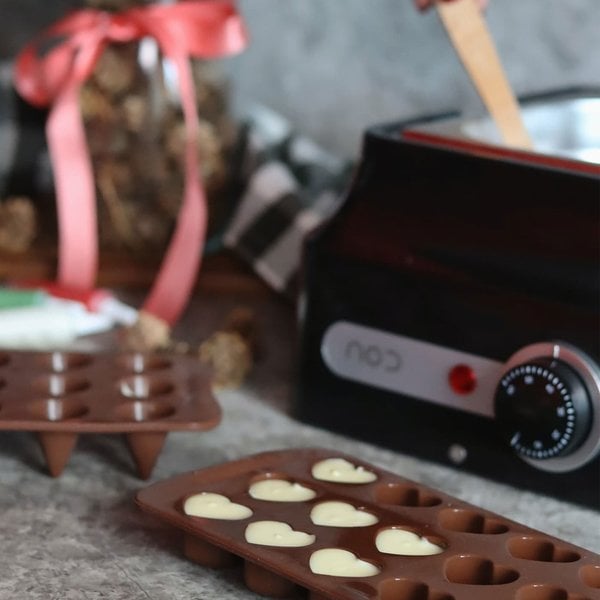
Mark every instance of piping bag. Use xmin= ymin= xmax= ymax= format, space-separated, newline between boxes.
xmin=0 ymin=301 xmax=113 ymax=349
xmin=0 ymin=282 xmax=136 ymax=350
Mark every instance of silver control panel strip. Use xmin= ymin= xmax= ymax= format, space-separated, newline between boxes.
xmin=321 ymin=321 xmax=503 ymax=419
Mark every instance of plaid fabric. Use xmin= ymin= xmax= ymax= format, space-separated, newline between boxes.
xmin=0 ymin=61 xmax=52 ymax=200
xmin=0 ymin=64 xmax=351 ymax=296
xmin=223 ymin=105 xmax=352 ymax=296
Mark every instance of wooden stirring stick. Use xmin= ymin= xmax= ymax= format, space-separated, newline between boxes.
xmin=436 ymin=0 xmax=533 ymax=149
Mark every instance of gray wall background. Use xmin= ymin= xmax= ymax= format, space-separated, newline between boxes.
xmin=2 ymin=0 xmax=599 ymax=157
xmin=226 ymin=0 xmax=600 ymax=156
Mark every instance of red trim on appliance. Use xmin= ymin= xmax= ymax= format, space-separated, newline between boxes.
xmin=403 ymin=129 xmax=600 ymax=177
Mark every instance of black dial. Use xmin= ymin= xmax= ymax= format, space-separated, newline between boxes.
xmin=494 ymin=357 xmax=593 ymax=460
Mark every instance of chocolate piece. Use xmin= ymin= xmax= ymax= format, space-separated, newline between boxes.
xmin=197 ymin=306 xmax=258 ymax=389
xmin=0 ymin=350 xmax=219 ymax=478
xmin=245 ymin=521 xmax=316 ymax=548
xmin=248 ymin=479 xmax=317 ymax=502
xmin=122 ymin=311 xmax=171 ymax=352
xmin=198 ymin=331 xmax=252 ymax=389
xmin=310 ymin=501 xmax=378 ymax=528
xmin=312 ymin=457 xmax=377 ymax=484
xmin=137 ymin=448 xmax=600 ymax=600
xmin=184 ymin=493 xmax=253 ymax=520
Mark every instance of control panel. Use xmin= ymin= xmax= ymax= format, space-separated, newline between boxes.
xmin=321 ymin=322 xmax=600 ymax=473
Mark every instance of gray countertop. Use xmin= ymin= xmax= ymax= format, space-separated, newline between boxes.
xmin=0 ymin=293 xmax=598 ymax=599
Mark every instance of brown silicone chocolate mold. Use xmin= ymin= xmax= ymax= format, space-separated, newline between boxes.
xmin=0 ymin=350 xmax=220 ymax=478
xmin=136 ymin=449 xmax=600 ymax=600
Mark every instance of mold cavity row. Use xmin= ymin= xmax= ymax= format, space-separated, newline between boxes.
xmin=180 ymin=488 xmax=599 ymax=592
xmin=375 ymin=482 xmax=442 ymax=508
xmin=246 ymin=471 xmax=584 ymax=565
xmin=182 ymin=490 xmax=446 ymax=556
xmin=33 ymin=352 xmax=172 ymax=374
xmin=515 ymin=583 xmax=596 ymax=600
xmin=119 ymin=375 xmax=174 ymax=399
xmin=250 ymin=471 xmax=442 ymax=509
xmin=30 ymin=373 xmax=175 ymax=400
xmin=117 ymin=353 xmax=172 ymax=374
xmin=33 ymin=374 xmax=91 ymax=397
xmin=445 ymin=555 xmax=519 ymax=585
xmin=507 ymin=536 xmax=580 ymax=563
xmin=37 ymin=352 xmax=93 ymax=372
xmin=437 ymin=508 xmax=509 ymax=535
xmin=29 ymin=397 xmax=89 ymax=421
xmin=378 ymin=578 xmax=455 ymax=600
xmin=331 ymin=556 xmax=518 ymax=589
xmin=181 ymin=484 xmax=586 ymax=568
xmin=379 ymin=555 xmax=595 ymax=591
xmin=113 ymin=400 xmax=176 ymax=422
xmin=247 ymin=475 xmax=506 ymax=536
xmin=376 ymin=563 xmax=600 ymax=596
xmin=439 ymin=511 xmax=581 ymax=564
xmin=27 ymin=398 xmax=176 ymax=422
xmin=307 ymin=458 xmax=440 ymax=506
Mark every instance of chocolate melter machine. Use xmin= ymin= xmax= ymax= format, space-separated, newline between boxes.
xmin=297 ymin=88 xmax=600 ymax=508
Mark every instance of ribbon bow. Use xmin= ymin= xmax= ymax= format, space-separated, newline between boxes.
xmin=15 ymin=0 xmax=247 ymax=324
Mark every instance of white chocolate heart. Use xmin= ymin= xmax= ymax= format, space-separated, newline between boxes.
xmin=309 ymin=548 xmax=380 ymax=577
xmin=375 ymin=528 xmax=444 ymax=556
xmin=310 ymin=501 xmax=378 ymax=527
xmin=183 ymin=492 xmax=253 ymax=520
xmin=245 ymin=520 xmax=315 ymax=547
xmin=312 ymin=458 xmax=377 ymax=484
xmin=248 ymin=479 xmax=316 ymax=502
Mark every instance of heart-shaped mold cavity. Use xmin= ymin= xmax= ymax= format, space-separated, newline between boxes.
xmin=248 ymin=472 xmax=318 ymax=501
xmin=248 ymin=475 xmax=316 ymax=502
xmin=444 ymin=555 xmax=519 ymax=585
xmin=117 ymin=353 xmax=172 ymax=374
xmin=310 ymin=500 xmax=379 ymax=527
xmin=514 ymin=584 xmax=573 ymax=600
xmin=312 ymin=457 xmax=378 ymax=484
xmin=114 ymin=400 xmax=176 ymax=422
xmin=33 ymin=374 xmax=91 ymax=397
xmin=379 ymin=578 xmax=455 ymax=600
xmin=376 ymin=527 xmax=446 ymax=556
xmin=38 ymin=352 xmax=92 ymax=372
xmin=374 ymin=483 xmax=441 ymax=507
xmin=580 ymin=564 xmax=600 ymax=588
xmin=309 ymin=548 xmax=381 ymax=578
xmin=438 ymin=508 xmax=509 ymax=534
xmin=183 ymin=492 xmax=253 ymax=520
xmin=311 ymin=500 xmax=379 ymax=527
xmin=245 ymin=520 xmax=315 ymax=547
xmin=508 ymin=536 xmax=580 ymax=563
xmin=29 ymin=398 xmax=89 ymax=421
xmin=119 ymin=375 xmax=174 ymax=399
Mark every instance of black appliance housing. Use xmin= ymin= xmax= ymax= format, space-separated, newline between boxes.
xmin=296 ymin=90 xmax=600 ymax=508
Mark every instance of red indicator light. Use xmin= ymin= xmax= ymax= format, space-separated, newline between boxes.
xmin=449 ymin=364 xmax=477 ymax=395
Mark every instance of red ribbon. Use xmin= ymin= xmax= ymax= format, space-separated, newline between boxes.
xmin=14 ymin=1 xmax=247 ymax=324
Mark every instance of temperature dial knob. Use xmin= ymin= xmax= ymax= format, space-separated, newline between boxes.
xmin=494 ymin=357 xmax=593 ymax=460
